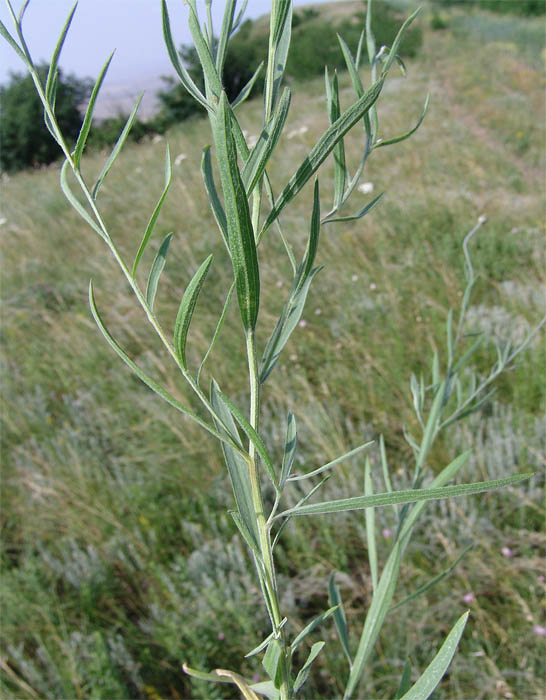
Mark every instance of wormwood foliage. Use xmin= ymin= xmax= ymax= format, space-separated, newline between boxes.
xmin=2 ymin=1 xmax=543 ymax=698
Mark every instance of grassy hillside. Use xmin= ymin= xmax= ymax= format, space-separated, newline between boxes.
xmin=1 ymin=2 xmax=545 ymax=698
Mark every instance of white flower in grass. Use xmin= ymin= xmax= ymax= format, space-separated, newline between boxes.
xmin=369 ymin=282 xmax=377 ymax=291
xmin=358 ymin=182 xmax=374 ymax=194
xmin=0 ymin=217 xmax=6 ymax=226
xmin=298 ymin=319 xmax=307 ymax=328
xmin=501 ymin=546 xmax=514 ymax=558
xmin=174 ymin=153 xmax=187 ymax=166
xmin=351 ymin=274 xmax=358 ymax=282
xmin=314 ymin=308 xmax=322 ymax=315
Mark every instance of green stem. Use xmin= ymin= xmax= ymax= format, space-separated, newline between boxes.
xmin=246 ymin=330 xmax=291 ymax=700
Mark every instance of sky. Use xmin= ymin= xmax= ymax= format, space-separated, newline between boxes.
xmin=0 ymin=0 xmax=345 ymax=85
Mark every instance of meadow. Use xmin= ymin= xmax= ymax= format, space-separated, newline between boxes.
xmin=1 ymin=2 xmax=545 ymax=698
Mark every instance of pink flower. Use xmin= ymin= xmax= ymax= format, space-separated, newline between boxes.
xmin=501 ymin=546 xmax=514 ymax=558
xmin=382 ymin=528 xmax=393 ymax=538
xmin=217 ymin=632 xmax=225 ymax=641
xmin=533 ymin=625 xmax=546 ymax=637
xmin=462 ymin=592 xmax=475 ymax=604
xmin=298 ymin=320 xmax=308 ymax=328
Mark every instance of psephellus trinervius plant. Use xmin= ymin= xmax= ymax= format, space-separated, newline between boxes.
xmin=2 ymin=1 xmax=544 ymax=698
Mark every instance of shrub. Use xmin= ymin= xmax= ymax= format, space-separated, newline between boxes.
xmin=0 ymin=64 xmax=91 ymax=173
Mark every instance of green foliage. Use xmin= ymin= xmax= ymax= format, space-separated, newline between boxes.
xmin=437 ymin=0 xmax=545 ymax=15
xmin=0 ymin=64 xmax=91 ymax=172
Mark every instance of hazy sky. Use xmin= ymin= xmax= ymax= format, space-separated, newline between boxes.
xmin=0 ymin=0 xmax=345 ymax=86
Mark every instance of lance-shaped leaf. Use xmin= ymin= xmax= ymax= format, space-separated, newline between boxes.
xmin=211 ymin=380 xmax=260 ymax=551
xmin=182 ymin=663 xmax=260 ymax=700
xmin=264 ymin=0 xmax=292 ymax=118
xmin=375 ymin=94 xmax=430 ymax=150
xmin=288 ymin=440 xmax=373 ymax=482
xmin=88 ymin=281 xmax=233 ymax=449
xmin=214 ymin=92 xmax=260 ymax=331
xmin=215 ymin=388 xmax=278 ymax=489
xmin=60 ymin=160 xmax=105 ymax=239
xmin=279 ymin=412 xmax=297 ymax=489
xmin=399 ymin=612 xmax=469 ymax=700
xmin=395 ymin=661 xmax=412 ymax=699
xmin=186 ymin=0 xmax=222 ymax=98
xmin=173 ymin=254 xmax=213 ymax=370
xmin=390 ymin=545 xmax=473 ymax=612
xmin=325 ymin=69 xmax=346 ymax=209
xmin=161 ymin=0 xmax=209 ymax=111
xmin=277 ymin=472 xmax=532 ymax=519
xmin=381 ymin=8 xmax=421 ymax=76
xmin=146 ymin=232 xmax=173 ymax=311
xmin=73 ymin=52 xmax=114 ymax=167
xmin=215 ymin=0 xmax=236 ymax=74
xmin=0 ymin=19 xmax=27 ymax=63
xmin=133 ymin=145 xmax=172 ymax=277
xmin=262 ymin=75 xmax=385 ymax=235
xmin=45 ymin=2 xmax=76 ymax=106
xmin=262 ymin=639 xmax=282 ymax=688
xmin=92 ymin=94 xmax=142 ymax=200
xmin=242 ymin=86 xmax=291 ymax=196
xmin=260 ymin=181 xmax=321 ymax=383
xmin=291 ymin=605 xmax=338 ymax=652
xmin=201 ymin=146 xmax=228 ymax=248
xmin=293 ymin=642 xmax=325 ymax=694
xmin=245 ymin=619 xmax=287 ymax=658
xmin=232 ymin=61 xmax=264 ymax=109
xmin=250 ymin=681 xmax=279 ymax=700
xmin=272 ymin=476 xmax=330 ymax=550
xmin=365 ymin=456 xmax=378 ymax=590
xmin=329 ymin=572 xmax=351 ymax=664
xmin=323 ymin=192 xmax=384 ymax=225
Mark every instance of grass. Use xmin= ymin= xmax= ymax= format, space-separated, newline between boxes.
xmin=1 ymin=2 xmax=545 ymax=698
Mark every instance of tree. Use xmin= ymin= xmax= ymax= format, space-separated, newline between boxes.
xmin=0 ymin=64 xmax=91 ymax=173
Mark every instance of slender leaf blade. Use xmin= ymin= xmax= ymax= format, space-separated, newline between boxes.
xmin=375 ymin=94 xmax=430 ymax=149
xmin=146 ymin=232 xmax=173 ymax=311
xmin=293 ymin=642 xmax=325 ymax=694
xmin=232 ymin=61 xmax=264 ymax=109
xmin=279 ymin=412 xmax=297 ymax=489
xmin=291 ymin=606 xmax=338 ymax=652
xmin=399 ymin=612 xmax=469 ymax=700
xmin=365 ymin=456 xmax=378 ymax=591
xmin=288 ymin=440 xmax=373 ymax=483
xmin=45 ymin=2 xmax=77 ymax=103
xmin=395 ymin=661 xmax=412 ymax=699
xmin=329 ymin=572 xmax=351 ymax=664
xmin=60 ymin=160 xmax=105 ymax=239
xmin=173 ymin=255 xmax=213 ymax=370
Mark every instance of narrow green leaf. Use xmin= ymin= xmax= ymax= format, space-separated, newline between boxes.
xmin=211 ymin=380 xmax=260 ymax=551
xmin=242 ymin=86 xmax=291 ymax=196
xmin=399 ymin=612 xmax=469 ymax=700
xmin=73 ymin=52 xmax=114 ymax=166
xmin=60 ymin=160 xmax=105 ymax=239
xmin=279 ymin=412 xmax=297 ymax=489
xmin=288 ymin=440 xmax=374 ymax=483
xmin=344 ymin=541 xmax=402 ymax=699
xmin=161 ymin=0 xmax=210 ymax=110
xmin=451 ymin=335 xmax=484 ymax=375
xmin=381 ymin=8 xmax=421 ymax=75
xmin=375 ymin=94 xmax=430 ymax=149
xmin=328 ymin=572 xmax=351 ymax=664
xmin=446 ymin=309 xmax=454 ymax=364
xmin=45 ymin=3 xmax=77 ymax=104
xmin=262 ymin=639 xmax=282 ymax=687
xmin=245 ymin=619 xmax=287 ymax=658
xmin=197 ymin=280 xmax=235 ymax=385
xmin=201 ymin=146 xmax=229 ymax=248
xmin=92 ymin=94 xmax=142 ymax=199
xmin=391 ymin=545 xmax=473 ymax=612
xmin=302 ymin=180 xmax=321 ymax=281
xmin=213 ymin=92 xmax=260 ymax=331
xmin=291 ymin=605 xmax=338 ymax=652
xmin=216 ymin=388 xmax=278 ymax=489
xmin=337 ymin=33 xmax=364 ymax=98
xmin=329 ymin=72 xmax=346 ymax=209
xmin=145 ymin=232 xmax=173 ymax=311
xmin=250 ymin=681 xmax=279 ymax=700
xmin=88 ymin=281 xmax=231 ymax=448
xmin=294 ymin=641 xmax=325 ymax=694
xmin=323 ymin=192 xmax=384 ymax=224
xmin=395 ymin=661 xmax=412 ymax=699
xmin=232 ymin=61 xmax=264 ymax=109
xmin=272 ymin=476 xmax=330 ymax=550
xmin=277 ymin=472 xmax=532 ymax=519
xmin=264 ymin=0 xmax=292 ymax=118
xmin=230 ymin=510 xmax=262 ymax=559
xmin=133 ymin=144 xmax=172 ymax=277
xmin=173 ymin=255 xmax=213 ymax=370
xmin=215 ymin=0 xmax=236 ymax=74
xmin=432 ymin=351 xmax=440 ymax=387
xmin=262 ymin=75 xmax=385 ymax=235
xmin=186 ymin=0 xmax=222 ymax=98
xmin=0 ymin=19 xmax=27 ymax=63
xmin=365 ymin=456 xmax=378 ymax=591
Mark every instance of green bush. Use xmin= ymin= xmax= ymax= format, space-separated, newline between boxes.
xmin=0 ymin=65 xmax=91 ymax=173
xmin=437 ymin=0 xmax=545 ymax=16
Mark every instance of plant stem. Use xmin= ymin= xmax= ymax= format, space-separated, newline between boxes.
xmin=246 ymin=329 xmax=291 ymax=700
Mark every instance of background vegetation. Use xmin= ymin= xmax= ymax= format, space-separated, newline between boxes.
xmin=1 ymin=1 xmax=545 ymax=698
